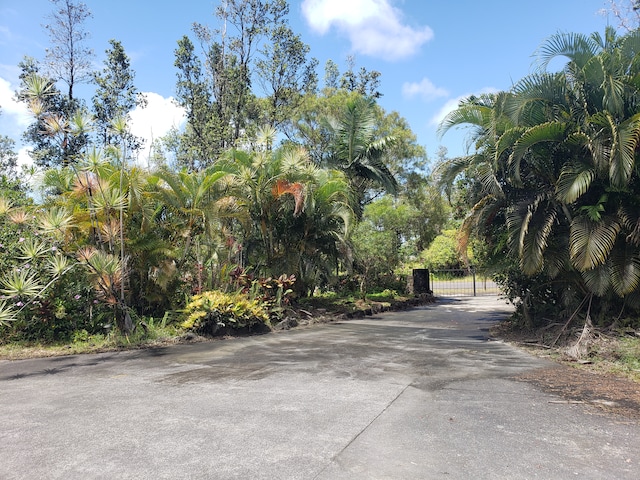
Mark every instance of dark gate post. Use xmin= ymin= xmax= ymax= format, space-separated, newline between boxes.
xmin=412 ymin=269 xmax=431 ymax=295
xmin=472 ymin=267 xmax=477 ymax=297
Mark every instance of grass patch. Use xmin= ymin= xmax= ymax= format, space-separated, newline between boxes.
xmin=0 ymin=323 xmax=183 ymax=360
xmin=586 ymin=335 xmax=640 ymax=382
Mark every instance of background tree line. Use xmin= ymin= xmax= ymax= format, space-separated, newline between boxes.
xmin=0 ymin=0 xmax=446 ymax=341
xmin=6 ymin=0 xmax=639 ymax=346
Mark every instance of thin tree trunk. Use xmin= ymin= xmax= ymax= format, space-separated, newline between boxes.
xmin=119 ymin=140 xmax=132 ymax=333
xmin=565 ymin=294 xmax=594 ymax=360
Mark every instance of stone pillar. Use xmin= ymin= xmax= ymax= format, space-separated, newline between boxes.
xmin=412 ymin=269 xmax=431 ymax=295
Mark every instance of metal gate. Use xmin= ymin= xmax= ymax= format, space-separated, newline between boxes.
xmin=429 ymin=268 xmax=500 ymax=297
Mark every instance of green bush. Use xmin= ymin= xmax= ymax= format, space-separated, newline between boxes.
xmin=182 ymin=290 xmax=270 ymax=335
xmin=420 ymin=229 xmax=465 ymax=271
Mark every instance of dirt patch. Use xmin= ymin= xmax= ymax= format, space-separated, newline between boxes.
xmin=514 ymin=365 xmax=640 ymax=421
xmin=492 ymin=320 xmax=640 ymax=421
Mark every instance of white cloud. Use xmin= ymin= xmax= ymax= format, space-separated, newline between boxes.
xmin=128 ymin=92 xmax=186 ymax=164
xmin=402 ymin=77 xmax=448 ymax=101
xmin=429 ymin=88 xmax=500 ymax=128
xmin=430 ymin=96 xmax=465 ymax=129
xmin=17 ymin=146 xmax=33 ymax=169
xmin=301 ymin=0 xmax=433 ymax=60
xmin=0 ymin=76 xmax=32 ymax=129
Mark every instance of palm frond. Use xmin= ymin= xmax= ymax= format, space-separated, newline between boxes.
xmin=610 ymin=241 xmax=640 ymax=296
xmin=555 ymin=163 xmax=595 ymax=203
xmin=534 ymin=31 xmax=599 ymax=71
xmin=39 ymin=207 xmax=75 ymax=239
xmin=508 ymin=73 xmax=570 ymax=125
xmin=570 ymin=215 xmax=620 ymax=271
xmin=437 ymin=96 xmax=494 ymax=139
xmin=581 ymin=262 xmax=612 ymax=296
xmin=18 ymin=238 xmax=49 ymax=262
xmin=609 ymin=113 xmax=640 ymax=188
xmin=518 ymin=195 xmax=558 ymax=275
xmin=1 ymin=270 xmax=43 ymax=298
xmin=508 ymin=122 xmax=567 ymax=186
xmin=47 ymin=254 xmax=72 ymax=277
xmin=433 ymin=156 xmax=473 ymax=188
xmin=0 ymin=196 xmax=13 ymax=216
xmin=0 ymin=300 xmax=17 ymax=327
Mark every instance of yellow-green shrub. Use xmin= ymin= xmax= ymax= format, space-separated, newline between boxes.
xmin=182 ymin=290 xmax=270 ymax=335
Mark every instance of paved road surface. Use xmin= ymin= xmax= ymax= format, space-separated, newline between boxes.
xmin=1 ymin=297 xmax=638 ymax=479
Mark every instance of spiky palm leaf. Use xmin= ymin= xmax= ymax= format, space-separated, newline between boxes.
xmin=18 ymin=238 xmax=49 ymax=262
xmin=100 ymin=218 xmax=121 ymax=245
xmin=47 ymin=254 xmax=72 ymax=277
xmin=77 ymin=247 xmax=124 ymax=303
xmin=39 ymin=207 xmax=75 ymax=239
xmin=8 ymin=209 xmax=29 ymax=225
xmin=41 ymin=114 xmax=69 ymax=138
xmin=1 ymin=270 xmax=43 ymax=298
xmin=69 ymin=110 xmax=94 ymax=136
xmin=93 ymin=185 xmax=127 ymax=213
xmin=0 ymin=301 xmax=17 ymax=327
xmin=0 ymin=196 xmax=13 ymax=216
xmin=42 ymin=168 xmax=75 ymax=194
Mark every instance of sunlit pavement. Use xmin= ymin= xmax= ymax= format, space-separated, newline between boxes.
xmin=1 ymin=296 xmax=639 ymax=479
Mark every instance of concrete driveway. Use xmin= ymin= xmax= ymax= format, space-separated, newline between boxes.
xmin=1 ymin=296 xmax=638 ymax=479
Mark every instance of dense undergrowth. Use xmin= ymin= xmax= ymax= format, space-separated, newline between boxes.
xmin=493 ymin=317 xmax=640 ymax=383
xmin=0 ymin=289 xmax=431 ymax=360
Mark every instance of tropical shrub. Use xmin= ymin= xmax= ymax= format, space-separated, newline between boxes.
xmin=420 ymin=230 xmax=465 ymax=271
xmin=181 ymin=290 xmax=270 ymax=335
xmin=230 ymin=268 xmax=296 ymax=311
xmin=436 ymin=28 xmax=640 ymax=329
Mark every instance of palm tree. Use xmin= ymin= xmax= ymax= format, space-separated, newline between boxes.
xmin=219 ymin=141 xmax=314 ymax=272
xmin=323 ymin=95 xmax=398 ymax=216
xmin=274 ymin=167 xmax=354 ymax=295
xmin=506 ymin=29 xmax=640 ymax=289
xmin=150 ymin=165 xmax=234 ymax=293
xmin=436 ymin=92 xmax=513 ymax=267
xmin=438 ymin=27 xmax=640 ymax=329
xmin=219 ymin=131 xmax=354 ymax=292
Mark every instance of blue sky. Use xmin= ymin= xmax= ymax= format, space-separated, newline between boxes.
xmin=0 ymin=0 xmax=611 ymax=167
